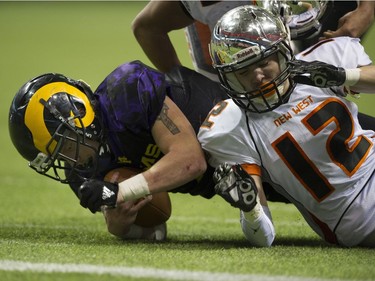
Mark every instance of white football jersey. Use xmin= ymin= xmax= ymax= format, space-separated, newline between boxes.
xmin=198 ymin=37 xmax=375 ymax=246
xmin=181 ymin=1 xmax=249 ymax=29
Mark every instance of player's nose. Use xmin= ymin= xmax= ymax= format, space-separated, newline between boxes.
xmin=250 ymin=70 xmax=265 ymax=88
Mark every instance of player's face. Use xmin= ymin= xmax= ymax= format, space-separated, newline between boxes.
xmin=59 ymin=134 xmax=99 ymax=169
xmin=233 ymin=53 xmax=289 ymax=94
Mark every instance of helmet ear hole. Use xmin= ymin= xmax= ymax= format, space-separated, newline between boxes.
xmin=280 ymin=6 xmax=285 ymax=18
xmin=73 ymin=101 xmax=86 ymax=118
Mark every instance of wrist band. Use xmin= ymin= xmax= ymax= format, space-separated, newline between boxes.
xmin=344 ymin=68 xmax=361 ymax=86
xmin=243 ymin=195 xmax=263 ymax=221
xmin=119 ymin=173 xmax=150 ymax=201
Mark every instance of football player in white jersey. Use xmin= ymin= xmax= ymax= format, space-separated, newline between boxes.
xmin=132 ymin=0 xmax=249 ymax=81
xmin=132 ymin=1 xmax=375 ymax=132
xmin=198 ymin=5 xmax=375 ymax=247
xmin=132 ymin=1 xmax=374 ymax=79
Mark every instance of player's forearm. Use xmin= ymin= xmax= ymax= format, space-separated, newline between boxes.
xmin=350 ymin=1 xmax=375 ymax=37
xmin=349 ymin=65 xmax=375 ymax=93
xmin=240 ymin=206 xmax=275 ymax=247
xmin=134 ymin=30 xmax=182 ymax=73
xmin=143 ymin=146 xmax=207 ymax=193
xmin=131 ymin=0 xmax=190 ymax=73
xmin=357 ymin=1 xmax=375 ymax=15
xmin=240 ymin=176 xmax=275 ymax=247
xmin=117 ymin=145 xmax=206 ymax=201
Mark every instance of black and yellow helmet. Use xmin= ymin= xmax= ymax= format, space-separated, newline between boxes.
xmin=9 ymin=73 xmax=103 ymax=183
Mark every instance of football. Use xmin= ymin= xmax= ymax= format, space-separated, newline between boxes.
xmin=104 ymin=167 xmax=172 ymax=227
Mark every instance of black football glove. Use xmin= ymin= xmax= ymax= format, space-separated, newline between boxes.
xmin=213 ymin=163 xmax=258 ymax=212
xmin=78 ymin=179 xmax=119 ymax=213
xmin=288 ymin=60 xmax=346 ymax=88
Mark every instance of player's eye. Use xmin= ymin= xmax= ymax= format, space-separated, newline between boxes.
xmin=258 ymin=60 xmax=269 ymax=68
xmin=237 ymin=68 xmax=250 ymax=76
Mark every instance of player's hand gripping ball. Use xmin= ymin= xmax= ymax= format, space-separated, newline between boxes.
xmin=104 ymin=167 xmax=172 ymax=227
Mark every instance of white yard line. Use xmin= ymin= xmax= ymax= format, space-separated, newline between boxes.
xmin=0 ymin=260 xmax=356 ymax=281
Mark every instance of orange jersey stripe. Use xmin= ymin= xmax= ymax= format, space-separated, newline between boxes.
xmin=241 ymin=163 xmax=261 ymax=176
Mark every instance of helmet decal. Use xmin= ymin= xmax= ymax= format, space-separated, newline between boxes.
xmin=24 ymin=81 xmax=95 ymax=154
xmin=9 ymin=72 xmax=102 ymax=184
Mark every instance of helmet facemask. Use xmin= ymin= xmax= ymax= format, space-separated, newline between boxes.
xmin=214 ymin=41 xmax=293 ymax=113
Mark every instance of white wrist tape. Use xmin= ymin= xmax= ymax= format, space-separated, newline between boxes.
xmin=344 ymin=68 xmax=361 ymax=86
xmin=119 ymin=173 xmax=150 ymax=201
xmin=243 ymin=195 xmax=263 ymax=221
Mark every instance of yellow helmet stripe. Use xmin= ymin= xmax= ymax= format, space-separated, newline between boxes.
xmin=25 ymin=81 xmax=95 ymax=154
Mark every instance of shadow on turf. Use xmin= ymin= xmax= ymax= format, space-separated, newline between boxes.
xmin=0 ymin=225 xmax=335 ymax=249
xmin=160 ymin=237 xmax=332 ymax=249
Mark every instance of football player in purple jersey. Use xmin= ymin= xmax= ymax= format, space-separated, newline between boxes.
xmin=9 ymin=61 xmax=227 ymax=241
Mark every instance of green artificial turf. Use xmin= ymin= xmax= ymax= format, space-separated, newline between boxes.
xmin=1 ymin=2 xmax=374 ymax=281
